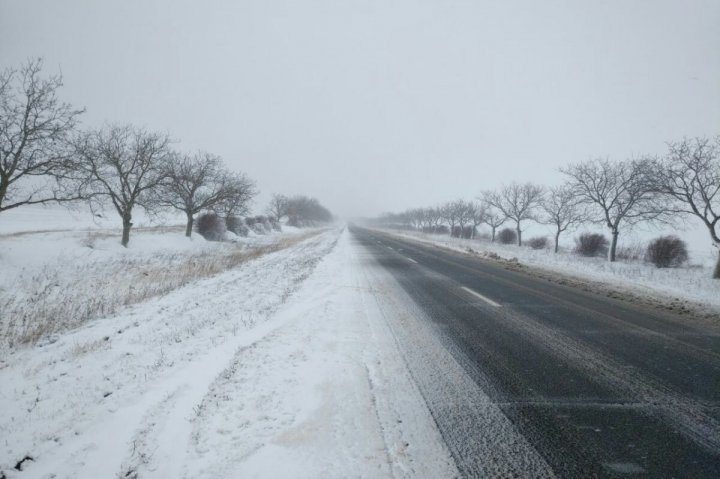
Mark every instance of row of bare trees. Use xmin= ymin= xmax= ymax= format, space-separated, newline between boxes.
xmin=375 ymin=138 xmax=720 ymax=278
xmin=267 ymin=194 xmax=333 ymax=227
xmin=0 ymin=59 xmax=256 ymax=246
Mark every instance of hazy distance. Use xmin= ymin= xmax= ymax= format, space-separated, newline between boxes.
xmin=1 ymin=0 xmax=719 ymax=251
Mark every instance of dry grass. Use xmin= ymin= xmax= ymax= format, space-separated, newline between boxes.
xmin=67 ymin=338 xmax=109 ymax=359
xmin=1 ymin=230 xmax=324 ymax=351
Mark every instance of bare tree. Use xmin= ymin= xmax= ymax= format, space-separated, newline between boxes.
xmin=426 ymin=206 xmax=443 ymax=233
xmin=217 ymin=172 xmax=257 ymax=219
xmin=561 ymin=157 xmax=658 ymax=262
xmin=453 ymin=200 xmax=473 ymax=238
xmin=267 ymin=194 xmax=289 ymax=222
xmin=483 ymin=183 xmax=544 ymax=246
xmin=408 ymin=208 xmax=424 ymax=230
xmin=155 ymin=151 xmax=254 ymax=237
xmin=440 ymin=202 xmax=458 ymax=236
xmin=650 ymin=137 xmax=720 ymax=278
xmin=469 ymin=201 xmax=487 ymax=239
xmin=481 ymin=206 xmax=506 ymax=242
xmin=0 ymin=58 xmax=85 ymax=215
xmin=540 ymin=184 xmax=587 ymax=253
xmin=74 ymin=125 xmax=172 ymax=247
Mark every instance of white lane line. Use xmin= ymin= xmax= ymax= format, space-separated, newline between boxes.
xmin=460 ymin=286 xmax=502 ymax=308
xmin=405 ymin=257 xmax=418 ymax=264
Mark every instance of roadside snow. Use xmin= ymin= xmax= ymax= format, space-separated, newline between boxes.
xmin=1 ymin=228 xmax=457 ymax=478
xmin=0 ymin=210 xmax=320 ymax=350
xmin=382 ymin=229 xmax=720 ymax=312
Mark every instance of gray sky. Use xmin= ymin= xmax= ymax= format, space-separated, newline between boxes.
xmin=2 ymin=0 xmax=719 ymax=224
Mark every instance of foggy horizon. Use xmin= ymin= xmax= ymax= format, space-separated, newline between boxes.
xmin=2 ymin=0 xmax=718 ymax=221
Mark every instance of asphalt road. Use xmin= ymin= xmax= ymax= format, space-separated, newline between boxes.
xmin=351 ymin=226 xmax=720 ymax=478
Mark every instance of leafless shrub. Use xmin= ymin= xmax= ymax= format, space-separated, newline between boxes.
xmin=527 ymin=236 xmax=548 ymax=250
xmin=574 ymin=233 xmax=609 ymax=257
xmin=246 ymin=215 xmax=272 ymax=235
xmin=196 ymin=212 xmax=226 ymax=241
xmin=645 ymin=235 xmax=689 ymax=268
xmin=615 ymin=242 xmax=645 ymax=262
xmin=225 ymin=216 xmax=249 ymax=237
xmin=68 ymin=338 xmax=107 ymax=358
xmin=80 ymin=232 xmax=103 ymax=249
xmin=498 ymin=228 xmax=517 ymax=244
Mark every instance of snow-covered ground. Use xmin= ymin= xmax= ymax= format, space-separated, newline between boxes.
xmin=380 ymin=229 xmax=720 ymax=312
xmin=1 ymin=217 xmax=456 ymax=478
xmin=9 ymin=205 xmax=717 ymax=478
xmin=0 ymin=207 xmax=315 ymax=351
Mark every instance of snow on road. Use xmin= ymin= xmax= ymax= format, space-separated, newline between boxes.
xmin=1 ymin=228 xmax=457 ymax=478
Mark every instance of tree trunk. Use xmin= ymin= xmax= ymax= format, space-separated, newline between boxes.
xmin=185 ymin=212 xmax=194 ymax=237
xmin=121 ymin=211 xmax=133 ymax=247
xmin=491 ymin=226 xmax=496 ymax=242
xmin=713 ymin=249 xmax=720 ymax=279
xmin=516 ymin=223 xmax=522 ymax=246
xmin=554 ymin=230 xmax=561 ymax=253
xmin=609 ymin=229 xmax=619 ymax=262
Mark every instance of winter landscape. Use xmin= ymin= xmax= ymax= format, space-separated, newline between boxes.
xmin=2 ymin=1 xmax=720 ymax=478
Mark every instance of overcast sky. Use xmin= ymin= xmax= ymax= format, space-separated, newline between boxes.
xmin=2 ymin=0 xmax=719 ymax=225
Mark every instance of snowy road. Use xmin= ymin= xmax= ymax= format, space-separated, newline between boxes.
xmin=5 ymin=225 xmax=719 ymax=478
xmin=354 ymin=226 xmax=720 ymax=477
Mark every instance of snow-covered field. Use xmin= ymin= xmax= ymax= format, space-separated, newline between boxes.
xmin=380 ymin=229 xmax=720 ymax=313
xmin=0 ymin=208 xmax=314 ymax=351
xmin=0 ymin=207 xmax=455 ymax=478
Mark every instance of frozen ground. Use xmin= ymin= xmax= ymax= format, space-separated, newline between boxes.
xmin=0 ymin=222 xmax=456 ymax=478
xmin=380 ymin=229 xmax=720 ymax=313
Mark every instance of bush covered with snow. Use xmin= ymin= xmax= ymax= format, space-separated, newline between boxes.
xmin=196 ymin=212 xmax=226 ymax=241
xmin=498 ymin=228 xmax=517 ymax=244
xmin=527 ymin=236 xmax=548 ymax=250
xmin=645 ymin=235 xmax=689 ymax=268
xmin=225 ymin=216 xmax=249 ymax=237
xmin=574 ymin=233 xmax=609 ymax=257
xmin=246 ymin=216 xmax=273 ymax=235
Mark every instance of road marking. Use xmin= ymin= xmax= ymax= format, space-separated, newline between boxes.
xmin=405 ymin=257 xmax=418 ymax=264
xmin=460 ymin=286 xmax=502 ymax=308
